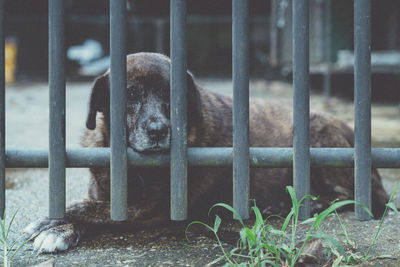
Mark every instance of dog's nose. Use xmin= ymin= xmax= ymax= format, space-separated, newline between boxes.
xmin=147 ymin=121 xmax=169 ymax=141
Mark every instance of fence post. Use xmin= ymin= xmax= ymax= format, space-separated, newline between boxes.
xmin=354 ymin=0 xmax=372 ymax=221
xmin=233 ymin=0 xmax=250 ymax=220
xmin=323 ymin=0 xmax=332 ymax=100
xmin=0 ymin=0 xmax=4 ymax=219
xmin=269 ymin=0 xmax=279 ymax=67
xmin=48 ymin=0 xmax=66 ymax=219
xmin=170 ymin=0 xmax=188 ymax=221
xmin=293 ymin=0 xmax=310 ymax=220
xmin=110 ymin=0 xmax=128 ymax=221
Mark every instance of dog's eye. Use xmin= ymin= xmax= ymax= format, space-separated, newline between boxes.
xmin=128 ymin=91 xmax=137 ymax=99
xmin=127 ymin=102 xmax=141 ymax=113
xmin=127 ymin=90 xmax=141 ymax=102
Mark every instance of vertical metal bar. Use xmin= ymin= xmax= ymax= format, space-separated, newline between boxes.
xmin=311 ymin=0 xmax=324 ymax=63
xmin=0 ymin=0 xmax=5 ymax=218
xmin=323 ymin=0 xmax=332 ymax=100
xmin=170 ymin=0 xmax=188 ymax=221
xmin=233 ymin=0 xmax=250 ymax=220
xmin=269 ymin=0 xmax=279 ymax=67
xmin=49 ymin=0 xmax=65 ymax=219
xmin=293 ymin=0 xmax=310 ymax=220
xmin=354 ymin=0 xmax=371 ymax=221
xmin=155 ymin=19 xmax=165 ymax=54
xmin=110 ymin=0 xmax=127 ymax=221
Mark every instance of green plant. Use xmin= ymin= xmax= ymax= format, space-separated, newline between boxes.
xmin=187 ymin=186 xmax=358 ymax=267
xmin=329 ymin=180 xmax=400 ymax=265
xmin=0 ymin=210 xmax=30 ymax=267
xmin=365 ymin=180 xmax=400 ymax=258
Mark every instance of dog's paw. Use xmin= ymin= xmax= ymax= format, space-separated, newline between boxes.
xmin=24 ymin=219 xmax=81 ymax=253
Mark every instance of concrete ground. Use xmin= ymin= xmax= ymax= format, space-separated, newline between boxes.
xmin=2 ymin=79 xmax=400 ymax=266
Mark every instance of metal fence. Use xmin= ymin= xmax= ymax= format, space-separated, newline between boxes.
xmin=0 ymin=0 xmax=399 ymax=222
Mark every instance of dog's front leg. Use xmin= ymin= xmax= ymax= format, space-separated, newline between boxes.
xmin=24 ymin=199 xmax=162 ymax=253
xmin=23 ymin=200 xmax=105 ymax=253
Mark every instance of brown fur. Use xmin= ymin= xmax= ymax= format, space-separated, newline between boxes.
xmin=25 ymin=52 xmax=388 ymax=253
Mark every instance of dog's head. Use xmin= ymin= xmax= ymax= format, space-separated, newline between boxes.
xmin=85 ymin=52 xmax=202 ymax=153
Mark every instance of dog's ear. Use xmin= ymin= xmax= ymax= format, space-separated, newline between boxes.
xmin=186 ymin=71 xmax=203 ymax=127
xmin=86 ymin=74 xmax=110 ymax=130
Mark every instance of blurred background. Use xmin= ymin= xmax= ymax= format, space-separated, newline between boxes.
xmin=3 ymin=0 xmax=400 ymax=101
xmin=3 ymin=2 xmax=400 ymax=262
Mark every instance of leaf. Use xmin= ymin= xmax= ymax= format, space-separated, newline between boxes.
xmin=209 ymin=203 xmax=245 ymax=227
xmin=299 ymin=214 xmax=317 ymax=225
xmin=309 ymin=233 xmax=346 ymax=259
xmin=6 ymin=209 xmax=19 ymax=241
xmin=245 ymin=227 xmax=257 ymax=244
xmin=386 ymin=202 xmax=400 ymax=216
xmin=0 ymin=213 xmax=6 ymax=241
xmin=267 ymin=227 xmax=289 ymax=240
xmin=263 ymin=242 xmax=278 ymax=255
xmin=286 ymin=186 xmax=298 ymax=210
xmin=281 ymin=208 xmax=294 ymax=233
xmin=332 ymin=255 xmax=343 ymax=267
xmin=239 ymin=228 xmax=248 ymax=246
xmin=214 ymin=215 xmax=222 ymax=232
xmin=250 ymin=205 xmax=265 ymax=228
xmin=299 ymin=194 xmax=319 ymax=205
xmin=310 ymin=200 xmax=358 ymax=231
xmin=186 ymin=221 xmax=215 ymax=234
xmin=261 ymin=259 xmax=278 ymax=266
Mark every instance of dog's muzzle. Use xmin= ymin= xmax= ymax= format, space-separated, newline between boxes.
xmin=146 ymin=121 xmax=169 ymax=142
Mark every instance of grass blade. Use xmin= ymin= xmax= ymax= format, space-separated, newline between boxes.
xmin=386 ymin=202 xmax=400 ymax=216
xmin=5 ymin=210 xmax=18 ymax=241
xmin=310 ymin=200 xmax=358 ymax=231
xmin=209 ymin=203 xmax=245 ymax=227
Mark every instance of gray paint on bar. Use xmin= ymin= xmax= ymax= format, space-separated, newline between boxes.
xmin=170 ymin=0 xmax=188 ymax=221
xmin=0 ymin=0 xmax=4 ymax=218
xmin=293 ymin=0 xmax=311 ymax=220
xmin=354 ymin=0 xmax=372 ymax=221
xmin=233 ymin=0 xmax=250 ymax=220
xmin=110 ymin=0 xmax=128 ymax=221
xmin=48 ymin=0 xmax=66 ymax=219
xmin=4 ymin=148 xmax=400 ymax=168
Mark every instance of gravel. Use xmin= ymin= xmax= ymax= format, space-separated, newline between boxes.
xmin=3 ymin=80 xmax=400 ymax=266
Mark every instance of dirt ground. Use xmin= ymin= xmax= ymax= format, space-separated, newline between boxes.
xmin=3 ymin=79 xmax=400 ymax=266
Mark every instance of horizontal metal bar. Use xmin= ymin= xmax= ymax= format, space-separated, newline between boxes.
xmin=5 ymin=148 xmax=400 ymax=169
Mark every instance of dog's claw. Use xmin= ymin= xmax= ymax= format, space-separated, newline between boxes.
xmin=33 ymin=230 xmax=69 ymax=253
xmin=24 ymin=219 xmax=80 ymax=253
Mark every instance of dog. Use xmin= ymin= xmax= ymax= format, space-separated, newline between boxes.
xmin=24 ymin=52 xmax=389 ymax=253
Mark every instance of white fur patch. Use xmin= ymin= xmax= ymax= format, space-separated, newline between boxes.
xmin=23 ymin=222 xmax=38 ymax=237
xmin=128 ymin=94 xmax=170 ymax=152
xmin=33 ymin=231 xmax=69 ymax=253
